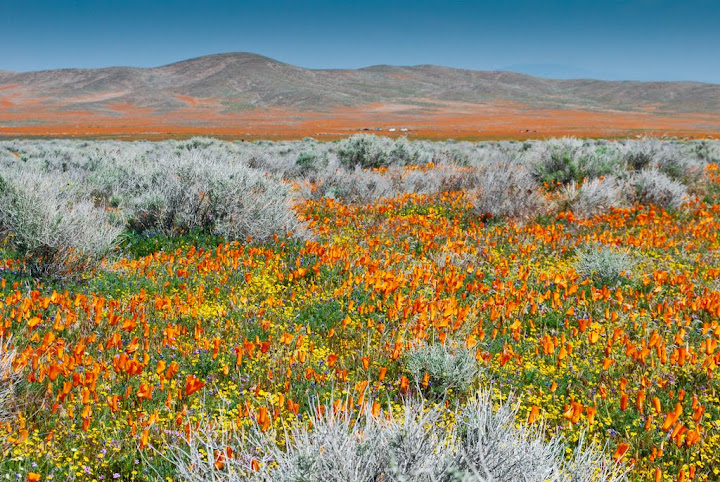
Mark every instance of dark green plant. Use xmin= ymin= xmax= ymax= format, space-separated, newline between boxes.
xmin=532 ymin=149 xmax=580 ymax=187
xmin=296 ymin=151 xmax=317 ymax=174
xmin=403 ymin=344 xmax=478 ymax=398
xmin=625 ymin=151 xmax=653 ymax=171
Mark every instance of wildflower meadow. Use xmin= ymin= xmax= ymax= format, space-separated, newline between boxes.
xmin=1 ymin=136 xmax=719 ymax=481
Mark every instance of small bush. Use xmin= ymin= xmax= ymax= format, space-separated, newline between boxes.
xmin=575 ymin=243 xmax=635 ymax=285
xmin=691 ymin=140 xmax=720 ymax=163
xmin=624 ymin=149 xmax=653 ymax=172
xmin=336 ymin=135 xmax=415 ymax=169
xmin=527 ymin=139 xmax=583 ymax=187
xmin=0 ymin=340 xmax=18 ymax=425
xmin=629 ymin=169 xmax=688 ymax=209
xmin=471 ymin=164 xmax=546 ymax=221
xmin=295 ymin=151 xmax=318 ymax=174
xmin=0 ymin=172 xmax=122 ymax=279
xmin=536 ymin=149 xmax=579 ymax=186
xmin=623 ymin=138 xmax=703 ymax=184
xmin=398 ymin=168 xmax=446 ymax=195
xmin=576 ymin=148 xmax=624 ymax=180
xmin=388 ymin=136 xmax=416 ymax=165
xmin=563 ymin=176 xmax=625 ymax=219
xmin=403 ymin=343 xmax=478 ymax=397
xmin=653 ymin=154 xmax=703 ymax=184
xmin=399 ymin=167 xmax=477 ymax=195
xmin=159 ymin=389 xmax=627 ymax=481
xmin=455 ymin=390 xmax=564 ymax=481
xmin=123 ymin=154 xmax=304 ymax=242
xmin=457 ymin=391 xmax=627 ymax=481
xmin=314 ymin=167 xmax=396 ymax=203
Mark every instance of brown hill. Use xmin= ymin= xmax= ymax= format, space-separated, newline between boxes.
xmin=1 ymin=52 xmax=719 ymax=139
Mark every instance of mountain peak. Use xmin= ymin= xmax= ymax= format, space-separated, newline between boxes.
xmin=160 ymin=52 xmax=284 ymax=68
xmin=1 ymin=52 xmax=719 ymax=138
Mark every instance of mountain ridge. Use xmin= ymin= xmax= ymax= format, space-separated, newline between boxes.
xmin=1 ymin=52 xmax=718 ymax=113
xmin=1 ymin=52 xmax=719 ymax=139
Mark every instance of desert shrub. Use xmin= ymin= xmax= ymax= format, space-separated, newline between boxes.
xmin=629 ymin=169 xmax=688 ymax=209
xmin=623 ymin=138 xmax=703 ymax=183
xmin=625 ymin=150 xmax=652 ymax=172
xmin=471 ymin=164 xmax=546 ymax=221
xmin=526 ymin=138 xmax=584 ymax=187
xmin=295 ymin=151 xmax=318 ymax=175
xmin=653 ymin=154 xmax=703 ymax=184
xmin=563 ymin=176 xmax=625 ymax=218
xmin=0 ymin=172 xmax=123 ymax=279
xmin=336 ymin=135 xmax=415 ymax=169
xmin=574 ymin=243 xmax=635 ymax=285
xmin=388 ymin=136 xmax=416 ymax=165
xmin=159 ymin=396 xmax=453 ymax=481
xmin=0 ymin=340 xmax=18 ymax=425
xmin=379 ymin=401 xmax=459 ymax=481
xmin=248 ymin=400 xmax=389 ymax=481
xmin=399 ymin=166 xmax=478 ymax=195
xmin=403 ymin=343 xmax=478 ymax=397
xmin=539 ymin=149 xmax=579 ymax=186
xmin=159 ymin=389 xmax=627 ymax=481
xmin=337 ymin=134 xmax=394 ymax=169
xmin=456 ymin=392 xmax=627 ymax=482
xmin=313 ymin=167 xmax=396 ymax=203
xmin=455 ymin=390 xmax=564 ymax=481
xmin=691 ymin=140 xmax=720 ymax=163
xmin=177 ymin=136 xmax=225 ymax=151
xmin=0 ymin=340 xmax=19 ymax=454
xmin=0 ymin=148 xmax=17 ymax=167
xmin=431 ymin=144 xmax=474 ymax=166
xmin=623 ymin=142 xmax=654 ymax=172
xmin=398 ymin=168 xmax=446 ymax=195
xmin=123 ymin=154 xmax=304 ymax=242
xmin=576 ymin=146 xmax=624 ymax=180
xmin=410 ymin=140 xmax=509 ymax=167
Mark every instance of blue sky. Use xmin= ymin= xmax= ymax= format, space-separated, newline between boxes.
xmin=1 ymin=0 xmax=718 ymax=83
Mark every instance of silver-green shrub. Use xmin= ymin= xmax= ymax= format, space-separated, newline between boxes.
xmin=574 ymin=243 xmax=635 ymax=285
xmin=337 ymin=135 xmax=417 ymax=169
xmin=629 ymin=169 xmax=688 ymax=209
xmin=159 ymin=389 xmax=628 ymax=481
xmin=563 ymin=176 xmax=625 ymax=219
xmin=0 ymin=340 xmax=18 ymax=425
xmin=525 ymin=138 xmax=584 ymax=186
xmin=404 ymin=343 xmax=479 ymax=396
xmin=0 ymin=171 xmax=123 ymax=278
xmin=311 ymin=167 xmax=396 ymax=203
xmin=121 ymin=152 xmax=303 ymax=241
xmin=471 ymin=164 xmax=546 ymax=220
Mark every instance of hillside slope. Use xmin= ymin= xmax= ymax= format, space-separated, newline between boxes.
xmin=1 ymin=52 xmax=719 ymax=138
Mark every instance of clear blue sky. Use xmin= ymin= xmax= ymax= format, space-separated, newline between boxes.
xmin=1 ymin=0 xmax=718 ymax=83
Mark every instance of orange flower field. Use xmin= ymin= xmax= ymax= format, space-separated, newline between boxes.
xmin=1 ymin=139 xmax=720 ymax=480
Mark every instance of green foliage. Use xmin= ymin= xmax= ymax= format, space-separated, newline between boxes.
xmin=0 ymin=172 xmax=122 ymax=279
xmin=296 ymin=298 xmax=344 ymax=333
xmin=119 ymin=229 xmax=225 ymax=258
xmin=336 ymin=135 xmax=415 ymax=169
xmin=574 ymin=243 xmax=635 ymax=285
xmin=337 ymin=135 xmax=393 ymax=169
xmin=403 ymin=343 xmax=478 ymax=397
xmin=625 ymin=150 xmax=653 ymax=171
xmin=535 ymin=149 xmax=580 ymax=186
xmin=630 ymin=169 xmax=688 ymax=209
xmin=295 ymin=151 xmax=317 ymax=174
